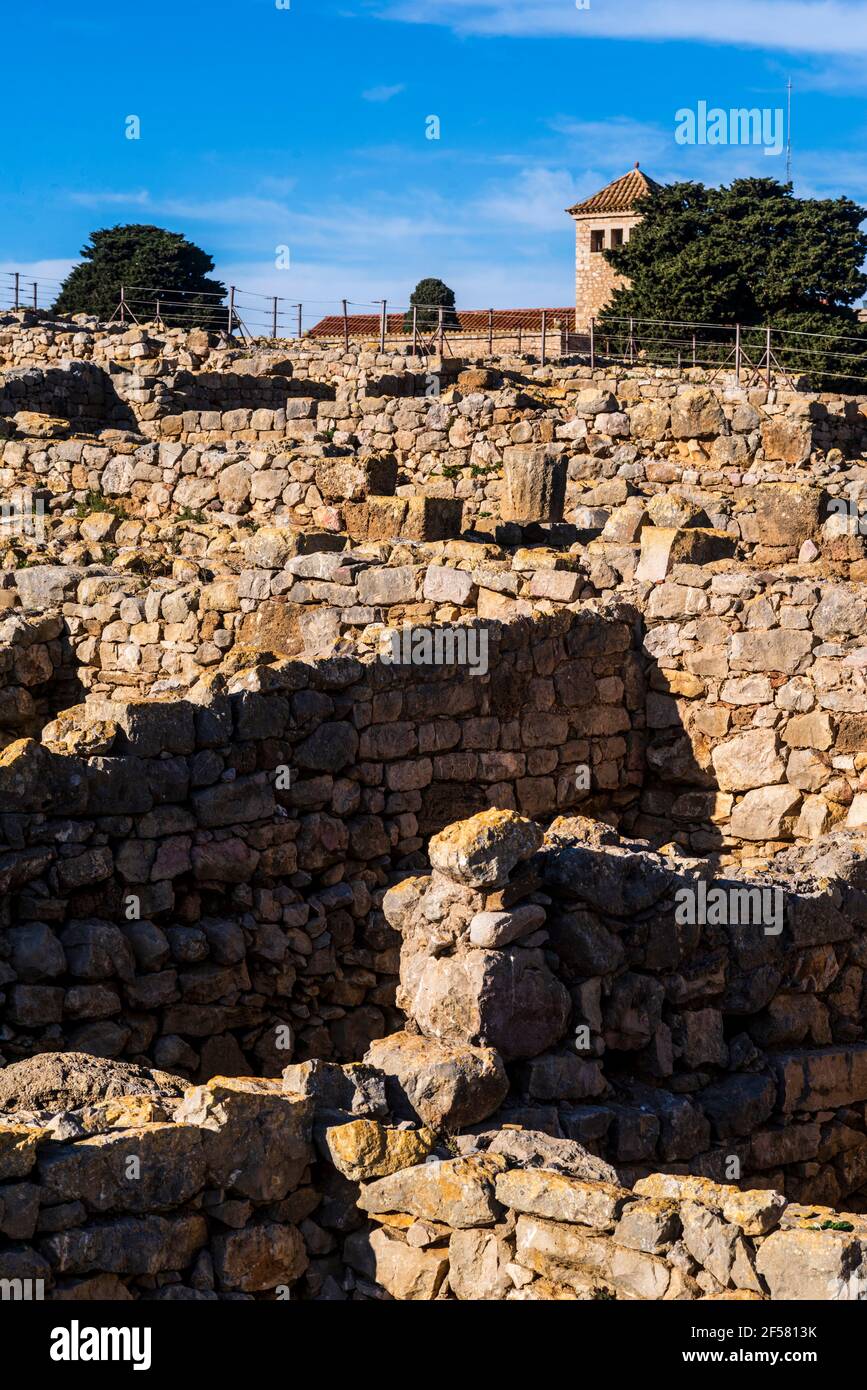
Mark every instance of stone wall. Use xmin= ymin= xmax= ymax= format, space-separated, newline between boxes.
xmin=383 ymin=808 xmax=867 ymax=1211
xmin=0 ymin=606 xmax=640 ymax=1076
xmin=0 ymin=1059 xmax=314 ymax=1300
xmin=0 ymin=612 xmax=80 ymax=749
xmin=2 ymin=1050 xmax=864 ymax=1302
xmin=636 ymin=567 xmax=867 ymax=854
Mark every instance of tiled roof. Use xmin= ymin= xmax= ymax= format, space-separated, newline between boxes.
xmin=567 ymin=165 xmax=662 ymax=216
xmin=308 ymin=308 xmax=574 ymax=337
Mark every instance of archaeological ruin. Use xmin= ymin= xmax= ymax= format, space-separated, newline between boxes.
xmin=3 ymin=307 xmax=867 ymax=1303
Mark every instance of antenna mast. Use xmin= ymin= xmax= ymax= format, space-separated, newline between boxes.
xmin=786 ymin=78 xmax=793 ymax=185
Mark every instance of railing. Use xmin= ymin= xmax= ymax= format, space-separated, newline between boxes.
xmin=580 ymin=316 xmax=867 ymax=391
xmin=2 ymin=269 xmax=866 ymax=388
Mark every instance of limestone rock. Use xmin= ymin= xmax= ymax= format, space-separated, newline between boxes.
xmin=755 ymin=1228 xmax=867 ymax=1300
xmin=357 ymin=1155 xmax=507 ymax=1228
xmin=408 ymin=946 xmax=571 ymax=1061
xmin=428 ymin=808 xmax=543 ymax=890
xmin=448 ymin=1228 xmax=513 ymax=1300
xmin=0 ymin=1053 xmax=185 ymax=1115
xmin=495 ymin=1169 xmax=631 ymax=1229
xmin=344 ymin=1224 xmax=448 ymax=1299
xmin=212 ymin=1223 xmax=307 ymax=1292
xmin=325 ymin=1119 xmax=433 ymax=1181
xmin=670 ymin=388 xmax=727 ymax=440
xmin=501 ymin=446 xmax=566 ymax=524
xmin=365 ymin=1032 xmax=509 ymax=1129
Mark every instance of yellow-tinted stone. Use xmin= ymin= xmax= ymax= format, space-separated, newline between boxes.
xmin=326 ymin=1119 xmax=433 ymax=1181
xmin=0 ymin=1124 xmax=41 ymax=1179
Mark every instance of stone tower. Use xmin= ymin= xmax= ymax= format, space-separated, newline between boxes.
xmin=567 ymin=163 xmax=662 ymax=332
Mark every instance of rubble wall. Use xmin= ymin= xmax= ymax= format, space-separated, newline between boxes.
xmin=636 ymin=568 xmax=867 ymax=854
xmin=384 ymin=810 xmax=867 ymax=1211
xmin=2 ymin=1052 xmax=864 ymax=1302
xmin=0 ymin=607 xmax=641 ymax=1076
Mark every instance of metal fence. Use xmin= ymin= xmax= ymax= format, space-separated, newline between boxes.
xmin=2 ymin=267 xmax=867 ymax=388
xmin=579 ymin=316 xmax=867 ymax=391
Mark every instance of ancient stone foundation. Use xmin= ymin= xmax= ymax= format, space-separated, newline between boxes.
xmin=2 ymin=312 xmax=867 ymax=1301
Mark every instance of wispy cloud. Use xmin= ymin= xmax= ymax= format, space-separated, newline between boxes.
xmin=374 ymin=0 xmax=867 ymax=55
xmin=362 ymin=82 xmax=406 ymax=102
xmin=68 ymin=190 xmax=295 ymax=227
xmin=69 ymin=189 xmax=150 ymax=207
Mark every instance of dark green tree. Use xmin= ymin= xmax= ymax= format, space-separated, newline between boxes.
xmin=404 ymin=277 xmax=459 ymax=332
xmin=600 ymin=179 xmax=867 ymax=387
xmin=53 ymin=225 xmax=227 ymax=328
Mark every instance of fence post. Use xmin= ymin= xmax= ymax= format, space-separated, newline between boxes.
xmin=120 ymin=285 xmax=126 ymax=325
xmin=541 ymin=310 xmax=547 ymax=367
xmin=735 ymin=324 xmax=741 ymax=381
xmin=155 ymin=297 xmax=161 ymax=326
xmin=488 ymin=308 xmax=494 ymax=355
xmin=438 ymin=306 xmax=444 ymax=357
xmin=590 ymin=317 xmax=595 ymax=370
xmin=13 ymin=272 xmax=19 ymax=310
xmin=271 ymin=297 xmax=278 ymax=339
xmin=766 ymin=326 xmax=772 ymax=387
xmin=692 ymin=334 xmax=697 ymax=369
xmin=227 ymin=286 xmax=235 ymax=336
xmin=297 ymin=304 xmax=303 ymax=340
xmin=342 ymin=299 xmax=350 ymax=351
xmin=517 ymin=323 xmax=522 ymax=354
xmin=629 ymin=316 xmax=635 ymax=366
xmin=32 ymin=282 xmax=37 ymax=311
xmin=379 ymin=300 xmax=387 ymax=352
xmin=412 ymin=304 xmax=418 ymax=355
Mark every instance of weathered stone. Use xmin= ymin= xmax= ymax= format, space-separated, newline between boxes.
xmin=428 ymin=809 xmax=543 ymax=889
xmin=495 ymin=1169 xmax=631 ymax=1229
xmin=364 ymin=1032 xmax=508 ymax=1129
xmin=357 ymin=1155 xmax=506 ymax=1228
xmin=325 ymin=1119 xmax=433 ymax=1181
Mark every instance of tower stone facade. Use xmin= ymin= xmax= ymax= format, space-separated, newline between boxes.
xmin=567 ymin=164 xmax=661 ymax=332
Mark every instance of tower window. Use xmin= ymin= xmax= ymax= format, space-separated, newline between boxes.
xmin=610 ymin=228 xmax=624 ymax=248
xmin=590 ymin=230 xmax=604 ymax=253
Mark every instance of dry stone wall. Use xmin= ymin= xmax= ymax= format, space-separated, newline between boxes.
xmin=0 ymin=607 xmax=640 ymax=1078
xmin=3 ymin=1048 xmax=866 ymax=1302
xmin=382 ymin=808 xmax=867 ymax=1212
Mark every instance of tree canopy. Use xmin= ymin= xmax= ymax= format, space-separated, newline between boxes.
xmin=53 ymin=225 xmax=227 ymax=328
xmin=404 ymin=277 xmax=459 ymax=332
xmin=600 ymin=179 xmax=867 ymax=385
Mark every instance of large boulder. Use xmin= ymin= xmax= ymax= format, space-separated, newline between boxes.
xmin=365 ymin=1032 xmax=508 ymax=1129
xmin=0 ymin=1053 xmax=185 ymax=1116
xmin=407 ymin=947 xmax=571 ymax=1061
xmin=428 ymin=808 xmax=543 ymax=890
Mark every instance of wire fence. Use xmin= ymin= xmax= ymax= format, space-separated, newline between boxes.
xmin=583 ymin=316 xmax=867 ymax=391
xmin=2 ymin=268 xmax=867 ymax=388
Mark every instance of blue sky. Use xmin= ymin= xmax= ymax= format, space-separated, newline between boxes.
xmin=4 ymin=0 xmax=867 ymax=326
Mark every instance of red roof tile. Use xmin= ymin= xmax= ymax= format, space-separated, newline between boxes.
xmin=567 ymin=165 xmax=662 ymax=216
xmin=309 ymin=308 xmax=574 ymax=338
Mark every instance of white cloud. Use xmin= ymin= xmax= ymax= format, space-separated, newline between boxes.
xmin=375 ymin=0 xmax=867 ymax=55
xmin=471 ymin=166 xmax=583 ymax=229
xmin=69 ymin=190 xmax=294 ymax=227
xmin=69 ymin=190 xmax=151 ymax=207
xmin=362 ymin=83 xmax=406 ymax=102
